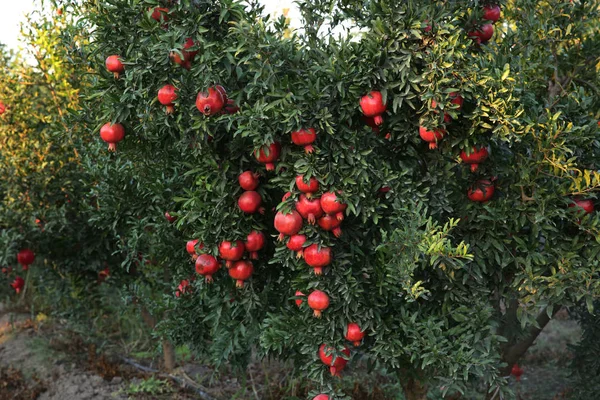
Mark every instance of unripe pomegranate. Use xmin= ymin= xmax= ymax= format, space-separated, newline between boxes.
xmin=164 ymin=211 xmax=177 ymax=223
xmin=287 ymin=234 xmax=307 ymax=258
xmin=511 ymin=364 xmax=523 ymax=382
xmin=291 ymin=128 xmax=316 ymax=153
xmin=295 ymin=175 xmax=319 ymax=197
xmin=295 ymin=290 xmax=305 ymax=307
xmin=467 ymin=180 xmax=495 ymax=202
xmin=313 ymin=396 xmax=329 ymax=400
xmin=11 ymin=276 xmax=25 ymax=294
xmin=17 ymin=249 xmax=35 ymax=269
xmin=345 ymin=322 xmax=365 ymax=347
xmin=469 ymin=24 xmax=494 ymax=43
xmin=100 ymin=122 xmax=125 ymax=152
xmin=254 ymin=142 xmax=281 ymax=171
xmin=196 ymin=86 xmax=226 ymax=116
xmin=304 ymin=244 xmax=332 ymax=275
xmin=170 ymin=38 xmax=198 ymax=69
xmin=569 ymin=199 xmax=595 ymax=214
xmin=186 ymin=239 xmax=204 ymax=260
xmin=308 ymin=290 xmax=330 ymax=317
xmin=150 ymin=7 xmax=169 ymax=22
xmin=483 ymin=4 xmax=501 ymax=22
xmin=105 ymin=55 xmax=124 ymax=79
xmin=245 ymin=231 xmax=265 ymax=260
xmin=460 ymin=147 xmax=489 ymax=172
xmin=238 ymin=171 xmax=260 ymax=191
xmin=450 ymin=92 xmax=464 ymax=110
xmin=359 ymin=91 xmax=387 ymax=125
xmin=318 ymin=344 xmax=350 ymax=376
xmin=419 ymin=126 xmax=445 ymax=149
xmin=238 ymin=191 xmax=264 ymax=214
xmin=317 ymin=215 xmax=342 ymax=238
xmin=219 ymin=240 xmax=245 ymax=268
xmin=229 ymin=260 xmax=253 ymax=288
xmin=320 ymin=192 xmax=347 ymax=221
xmin=295 ymin=195 xmax=323 ymax=224
xmin=158 ymin=84 xmax=177 ymax=114
xmin=195 ymin=254 xmax=220 ymax=283
xmin=274 ymin=211 xmax=303 ymax=240
xmin=175 ymin=279 xmax=191 ymax=297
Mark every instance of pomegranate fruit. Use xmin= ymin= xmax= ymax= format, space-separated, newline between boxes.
xmin=318 ymin=344 xmax=350 ymax=376
xmin=223 ymin=98 xmax=240 ymax=114
xmin=105 ymin=55 xmax=124 ymax=79
xmin=345 ymin=322 xmax=365 ymax=346
xmin=511 ymin=364 xmax=523 ymax=382
xmin=150 ymin=7 xmax=169 ymax=22
xmin=254 ymin=142 xmax=281 ymax=171
xmin=313 ymin=396 xmax=329 ymax=400
xmin=239 ymin=171 xmax=260 ymax=191
xmin=164 ymin=211 xmax=177 ymax=223
xmin=450 ymin=92 xmax=464 ymax=110
xmin=0 ymin=102 xmax=6 ymax=115
xmin=295 ymin=195 xmax=323 ymax=224
xmin=469 ymin=24 xmax=494 ymax=43
xmin=282 ymin=191 xmax=292 ymax=202
xmin=274 ymin=210 xmax=303 ymax=240
xmin=100 ymin=122 xmax=125 ymax=152
xmin=238 ymin=191 xmax=264 ymax=214
xmin=317 ymin=215 xmax=342 ymax=238
xmin=304 ymin=244 xmax=332 ymax=275
xmin=170 ymin=38 xmax=198 ymax=69
xmin=158 ymin=84 xmax=178 ymax=114
xmin=195 ymin=254 xmax=220 ymax=283
xmin=467 ymin=180 xmax=495 ymax=202
xmin=17 ymin=249 xmax=35 ymax=268
xmin=295 ymin=175 xmax=319 ymax=197
xmin=320 ymin=192 xmax=347 ymax=221
xmin=483 ymin=4 xmax=501 ymax=22
xmin=308 ymin=290 xmax=330 ymax=318
xmin=419 ymin=126 xmax=445 ymax=149
xmin=229 ymin=260 xmax=253 ymax=288
xmin=291 ymin=128 xmax=316 ymax=153
xmin=196 ymin=86 xmax=226 ymax=116
xmin=245 ymin=231 xmax=265 ymax=260
xmin=569 ymin=199 xmax=595 ymax=214
xmin=175 ymin=279 xmax=191 ymax=297
xmin=363 ymin=115 xmax=380 ymax=133
xmin=186 ymin=239 xmax=203 ymax=260
xmin=287 ymin=234 xmax=307 ymax=258
xmin=11 ymin=277 xmax=25 ymax=294
xmin=219 ymin=240 xmax=245 ymax=268
xmin=460 ymin=147 xmax=489 ymax=172
xmin=295 ymin=290 xmax=305 ymax=307
xmin=359 ymin=91 xmax=387 ymax=125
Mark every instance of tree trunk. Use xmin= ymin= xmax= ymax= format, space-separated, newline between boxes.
xmin=162 ymin=339 xmax=176 ymax=372
xmin=400 ymin=377 xmax=428 ymax=400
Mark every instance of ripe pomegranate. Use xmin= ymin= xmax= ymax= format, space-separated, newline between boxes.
xmin=0 ymin=102 xmax=6 ymax=115
xmin=11 ymin=277 xmax=25 ymax=294
xmin=229 ymin=260 xmax=253 ymax=288
xmin=295 ymin=175 xmax=319 ymax=197
xmin=245 ymin=231 xmax=265 ymax=260
xmin=150 ymin=7 xmax=169 ymax=22
xmin=313 ymin=396 xmax=329 ymax=400
xmin=419 ymin=126 xmax=445 ymax=149
xmin=460 ymin=147 xmax=489 ymax=172
xmin=359 ymin=91 xmax=387 ymax=125
xmin=450 ymin=92 xmax=464 ymax=110
xmin=469 ymin=24 xmax=494 ymax=43
xmin=196 ymin=86 xmax=226 ymax=116
xmin=254 ymin=142 xmax=281 ymax=171
xmin=238 ymin=191 xmax=264 ymax=214
xmin=296 ymin=195 xmax=323 ymax=224
xmin=105 ymin=55 xmax=124 ymax=79
xmin=219 ymin=240 xmax=245 ymax=268
xmin=317 ymin=215 xmax=342 ymax=238
xmin=100 ymin=122 xmax=125 ymax=152
xmin=17 ymin=249 xmax=35 ymax=269
xmin=175 ymin=279 xmax=191 ymax=297
xmin=320 ymin=192 xmax=347 ymax=221
xmin=239 ymin=171 xmax=260 ymax=191
xmin=483 ymin=4 xmax=501 ymax=22
xmin=569 ymin=199 xmax=595 ymax=214
xmin=467 ymin=180 xmax=495 ymax=202
xmin=274 ymin=210 xmax=303 ymax=240
xmin=295 ymin=290 xmax=305 ymax=307
xmin=345 ymin=323 xmax=365 ymax=347
xmin=291 ymin=128 xmax=316 ymax=153
xmin=308 ymin=290 xmax=330 ymax=318
xmin=287 ymin=234 xmax=307 ymax=258
xmin=164 ymin=211 xmax=177 ymax=223
xmin=195 ymin=254 xmax=220 ymax=283
xmin=223 ymin=99 xmax=240 ymax=114
xmin=186 ymin=239 xmax=204 ymax=260
xmin=318 ymin=344 xmax=350 ymax=376
xmin=430 ymin=99 xmax=452 ymax=123
xmin=304 ymin=244 xmax=331 ymax=275
xmin=158 ymin=84 xmax=178 ymax=114
xmin=511 ymin=364 xmax=523 ymax=382
xmin=363 ymin=115 xmax=380 ymax=133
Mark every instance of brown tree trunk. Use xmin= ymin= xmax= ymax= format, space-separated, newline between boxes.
xmin=162 ymin=339 xmax=176 ymax=372
xmin=400 ymin=377 xmax=428 ymax=400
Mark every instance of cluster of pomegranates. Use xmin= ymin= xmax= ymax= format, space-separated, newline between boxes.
xmin=468 ymin=3 xmax=501 ymax=45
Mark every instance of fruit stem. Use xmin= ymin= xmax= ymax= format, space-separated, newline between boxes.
xmin=314 ymin=267 xmax=323 ymax=275
xmin=374 ymin=115 xmax=383 ymax=125
xmin=108 ymin=143 xmax=117 ymax=152
xmin=265 ymin=163 xmax=275 ymax=171
xmin=236 ymin=280 xmax=244 ymax=288
xmin=470 ymin=164 xmax=479 ymax=172
xmin=313 ymin=310 xmax=322 ymax=318
xmin=304 ymin=145 xmax=314 ymax=154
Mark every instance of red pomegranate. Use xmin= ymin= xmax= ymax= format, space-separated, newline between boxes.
xmin=419 ymin=126 xmax=445 ymax=149
xmin=170 ymin=38 xmax=198 ymax=69
xmin=467 ymin=180 xmax=495 ymax=202
xmin=320 ymin=192 xmax=347 ymax=221
xmin=291 ymin=128 xmax=316 ymax=153
xmin=318 ymin=344 xmax=350 ymax=376
xmin=17 ymin=249 xmax=35 ymax=268
xmin=295 ymin=290 xmax=305 ymax=307
xmin=175 ymin=279 xmax=191 ymax=297
xmin=229 ymin=260 xmax=253 ymax=288
xmin=100 ymin=122 xmax=125 ymax=152
xmin=164 ymin=211 xmax=177 ymax=223
xmin=0 ymin=102 xmax=6 ymax=115
xmin=245 ymin=231 xmax=265 ymax=260
xmin=11 ymin=277 xmax=25 ymax=294
xmin=460 ymin=147 xmax=489 ymax=172
xmin=359 ymin=91 xmax=387 ymax=125
xmin=569 ymin=199 xmax=595 ymax=214
xmin=219 ymin=240 xmax=245 ymax=268
xmin=511 ymin=364 xmax=523 ymax=382
xmin=469 ymin=24 xmax=494 ymax=43
xmin=317 ymin=215 xmax=342 ymax=238
xmin=430 ymin=99 xmax=452 ymax=123
xmin=186 ymin=239 xmax=203 ymax=260
xmin=195 ymin=254 xmax=220 ymax=283
xmin=196 ymin=86 xmax=226 ymax=116
xmin=274 ymin=210 xmax=303 ymax=240
xmin=239 ymin=171 xmax=260 ymax=191
xmin=308 ymin=290 xmax=330 ymax=318
xmin=158 ymin=84 xmax=177 ymax=114
xmin=313 ymin=396 xmax=329 ymax=400
xmin=450 ymin=92 xmax=464 ymax=110
xmin=282 ymin=191 xmax=292 ymax=202
xmin=238 ymin=191 xmax=264 ymax=214
xmin=483 ymin=5 xmax=501 ymax=22
xmin=223 ymin=98 xmax=240 ymax=114
xmin=105 ymin=55 xmax=124 ymax=79
xmin=304 ymin=244 xmax=332 ymax=275
xmin=254 ymin=142 xmax=281 ymax=171
xmin=345 ymin=323 xmax=365 ymax=347
xmin=150 ymin=7 xmax=169 ymax=22
xmin=295 ymin=175 xmax=319 ymax=197
xmin=363 ymin=115 xmax=380 ymax=133
xmin=287 ymin=234 xmax=307 ymax=258
xmin=296 ymin=195 xmax=323 ymax=224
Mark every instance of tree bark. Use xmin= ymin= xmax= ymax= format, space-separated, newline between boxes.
xmin=400 ymin=377 xmax=428 ymax=400
xmin=162 ymin=339 xmax=176 ymax=372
